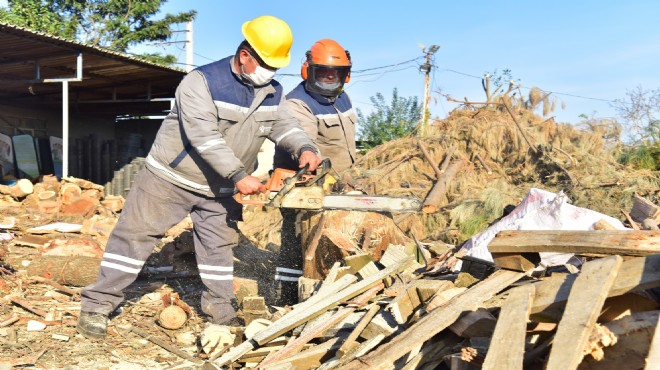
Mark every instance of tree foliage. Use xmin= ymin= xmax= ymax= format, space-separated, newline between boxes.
xmin=0 ymin=0 xmax=195 ymax=65
xmin=612 ymin=85 xmax=660 ymax=144
xmin=611 ymin=85 xmax=660 ymax=170
xmin=356 ymin=88 xmax=421 ymax=148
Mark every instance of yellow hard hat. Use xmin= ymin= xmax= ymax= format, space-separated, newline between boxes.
xmin=241 ymin=15 xmax=293 ymax=69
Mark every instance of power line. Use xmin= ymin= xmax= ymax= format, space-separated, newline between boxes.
xmin=440 ymin=67 xmax=617 ymax=103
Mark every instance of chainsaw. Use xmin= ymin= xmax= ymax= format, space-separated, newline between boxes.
xmin=234 ymin=159 xmax=422 ymax=213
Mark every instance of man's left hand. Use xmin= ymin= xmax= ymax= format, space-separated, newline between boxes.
xmin=299 ymin=150 xmax=322 ymax=172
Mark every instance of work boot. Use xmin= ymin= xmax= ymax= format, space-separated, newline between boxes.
xmin=77 ymin=311 xmax=108 ymax=339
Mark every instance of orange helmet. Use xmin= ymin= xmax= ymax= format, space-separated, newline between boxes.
xmin=301 ymin=39 xmax=351 ymax=96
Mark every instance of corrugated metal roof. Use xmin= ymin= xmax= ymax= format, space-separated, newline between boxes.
xmin=0 ymin=22 xmax=187 ymax=116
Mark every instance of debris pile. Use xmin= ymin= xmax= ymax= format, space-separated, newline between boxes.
xmin=1 ymin=103 xmax=660 ymax=368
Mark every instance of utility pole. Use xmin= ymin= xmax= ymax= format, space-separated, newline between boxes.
xmin=185 ymin=21 xmax=194 ymax=72
xmin=419 ymin=44 xmax=439 ymax=137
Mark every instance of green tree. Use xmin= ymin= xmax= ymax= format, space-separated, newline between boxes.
xmin=357 ymin=88 xmax=421 ymax=148
xmin=0 ymin=0 xmax=195 ymax=65
xmin=612 ymin=85 xmax=660 ymax=170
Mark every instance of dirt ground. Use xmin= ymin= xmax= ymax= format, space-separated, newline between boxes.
xmin=0 ymin=232 xmax=281 ymax=370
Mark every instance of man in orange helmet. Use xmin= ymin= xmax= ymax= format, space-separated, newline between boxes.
xmin=272 ymin=39 xmax=357 ymax=306
xmin=76 ymin=15 xmax=322 ymax=340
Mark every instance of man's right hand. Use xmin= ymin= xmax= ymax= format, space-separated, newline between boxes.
xmin=235 ymin=175 xmax=267 ymax=195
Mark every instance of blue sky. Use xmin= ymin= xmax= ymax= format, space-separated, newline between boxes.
xmin=5 ymin=0 xmax=660 ymax=126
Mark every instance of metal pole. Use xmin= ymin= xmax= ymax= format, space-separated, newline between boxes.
xmin=62 ymin=80 xmax=69 ymax=178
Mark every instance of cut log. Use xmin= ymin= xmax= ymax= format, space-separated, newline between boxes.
xmin=37 ymin=190 xmax=57 ymax=201
xmin=26 ymin=255 xmax=101 ymax=287
xmin=546 ymin=255 xmax=623 ymax=370
xmin=422 ymin=159 xmax=465 ymax=214
xmin=300 ymin=210 xmax=411 ymax=279
xmin=159 ymin=305 xmax=188 ymax=329
xmin=0 ymin=178 xmax=33 ymax=199
xmin=488 ymin=230 xmax=660 ymax=256
xmin=59 ymin=182 xmax=82 ymax=204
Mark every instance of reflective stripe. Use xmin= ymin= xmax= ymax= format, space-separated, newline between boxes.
xmin=104 ymin=252 xmax=145 ymax=266
xmin=316 ymin=113 xmax=338 ymax=120
xmin=214 ymin=100 xmax=249 ymax=113
xmin=199 ymin=272 xmax=234 ymax=281
xmin=275 ymin=274 xmax=299 ymax=282
xmin=274 ymin=127 xmax=304 ymax=145
xmin=256 ymin=105 xmax=278 ymax=112
xmin=276 ymin=267 xmax=303 ymax=275
xmin=198 ymin=264 xmax=233 ymax=272
xmin=197 ymin=138 xmax=226 ymax=153
xmin=101 ymin=261 xmax=141 ymax=274
xmin=147 ymin=154 xmax=211 ymax=192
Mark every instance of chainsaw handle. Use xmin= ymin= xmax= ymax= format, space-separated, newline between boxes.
xmin=233 ymin=192 xmax=268 ymax=206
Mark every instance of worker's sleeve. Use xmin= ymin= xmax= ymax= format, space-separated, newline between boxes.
xmin=176 ymin=71 xmax=246 ymax=181
xmin=285 ymin=98 xmax=319 ymax=143
xmin=268 ymin=96 xmax=319 ymax=159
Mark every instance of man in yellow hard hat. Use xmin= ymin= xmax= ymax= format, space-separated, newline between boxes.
xmin=76 ymin=15 xmax=322 ymax=339
xmin=272 ymin=39 xmax=357 ymax=306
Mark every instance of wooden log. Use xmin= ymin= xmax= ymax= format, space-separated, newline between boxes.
xmin=158 ymin=305 xmax=188 ymax=329
xmin=482 ymin=284 xmax=535 ymax=370
xmin=422 ymin=159 xmax=465 ymax=214
xmin=488 ymin=230 xmax=660 ymax=256
xmin=26 ymin=255 xmax=101 ymax=287
xmin=417 ymin=140 xmax=443 ymax=179
xmin=337 ymin=270 xmax=524 ymax=370
xmin=37 ymin=190 xmax=57 ymax=201
xmin=546 ymin=255 xmax=623 ymax=370
xmin=303 ymin=213 xmax=326 ymax=279
xmin=439 ymin=145 xmax=456 ymax=174
xmin=60 ymin=182 xmax=82 ymax=204
xmin=0 ymin=178 xmax=33 ymax=199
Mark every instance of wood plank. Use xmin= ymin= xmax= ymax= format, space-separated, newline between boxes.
xmin=545 ymin=255 xmax=623 ymax=370
xmin=258 ymin=283 xmax=383 ymax=368
xmin=488 ymin=230 xmax=660 ymax=256
xmin=529 ymin=254 xmax=660 ymax=315
xmin=482 ymin=284 xmax=535 ymax=370
xmin=492 ymin=252 xmax=540 ymax=271
xmin=631 ymin=193 xmax=660 ymax=223
xmin=337 ymin=270 xmax=524 ymax=370
xmin=213 ymin=257 xmax=414 ymax=367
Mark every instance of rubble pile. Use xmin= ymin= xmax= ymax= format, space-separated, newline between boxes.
xmin=1 ymin=103 xmax=660 ymax=369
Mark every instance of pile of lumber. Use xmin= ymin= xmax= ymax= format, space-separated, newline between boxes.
xmin=205 ymin=229 xmax=659 ymax=370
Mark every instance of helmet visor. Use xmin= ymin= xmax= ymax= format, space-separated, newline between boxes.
xmin=308 ymin=65 xmax=351 ymax=96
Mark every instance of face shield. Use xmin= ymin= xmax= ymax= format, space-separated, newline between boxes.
xmin=306 ymin=65 xmax=351 ymax=97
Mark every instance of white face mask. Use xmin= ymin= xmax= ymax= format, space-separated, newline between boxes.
xmin=242 ymin=64 xmax=276 ymax=86
xmin=314 ymin=81 xmax=341 ymax=91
